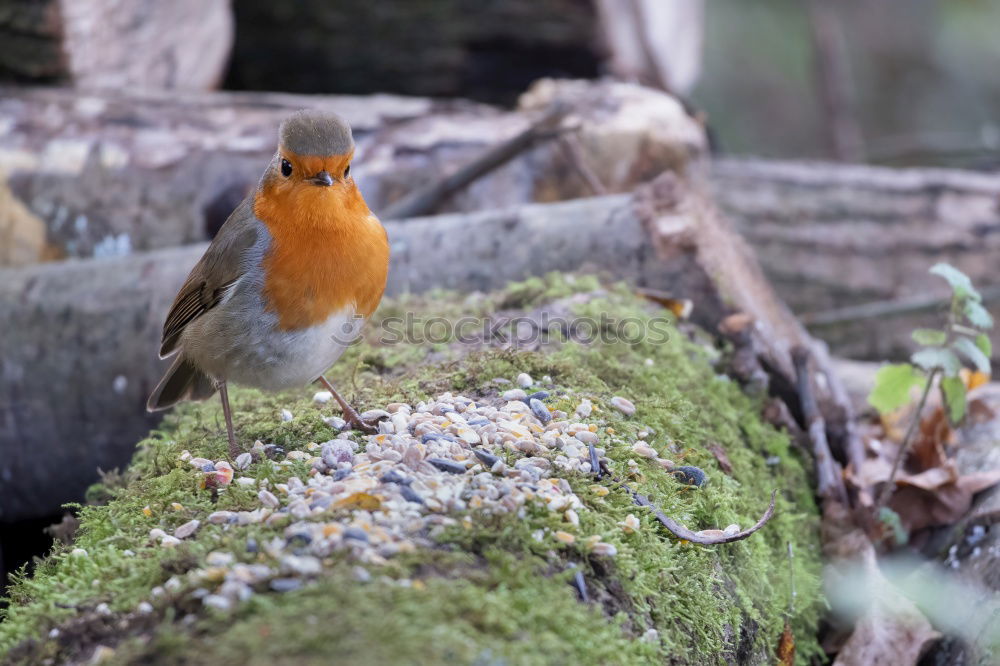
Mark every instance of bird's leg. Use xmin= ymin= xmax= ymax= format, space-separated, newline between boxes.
xmin=317 ymin=375 xmax=376 ymax=434
xmin=217 ymin=380 xmax=241 ymax=458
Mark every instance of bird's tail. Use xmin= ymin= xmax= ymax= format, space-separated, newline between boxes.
xmin=147 ymin=355 xmax=216 ymax=411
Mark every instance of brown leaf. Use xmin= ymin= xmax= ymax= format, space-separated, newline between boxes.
xmin=334 ymin=492 xmax=382 ymax=511
xmin=896 ymin=464 xmax=958 ymax=491
xmin=635 ymin=288 xmax=692 ymax=319
xmin=776 ymin=620 xmax=795 ymax=666
xmin=957 ymin=470 xmax=1000 ymax=495
xmin=706 ymin=442 xmax=733 ymax=476
xmin=833 ymin=590 xmax=939 ymax=665
xmin=967 ymin=383 xmax=1000 ymax=424
xmin=909 ymin=406 xmax=953 ymax=472
xmin=889 ymin=468 xmax=1000 ymax=532
xmin=830 ymin=534 xmax=940 ymax=665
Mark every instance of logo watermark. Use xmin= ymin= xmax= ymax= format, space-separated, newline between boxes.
xmin=331 ymin=312 xmax=673 ymax=347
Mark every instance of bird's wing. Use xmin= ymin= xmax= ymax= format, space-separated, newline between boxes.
xmin=159 ymin=197 xmax=260 ymax=358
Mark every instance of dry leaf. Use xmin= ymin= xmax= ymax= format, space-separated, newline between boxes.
xmin=961 ymin=368 xmax=990 ymax=391
xmin=889 ymin=467 xmax=1000 ymax=532
xmin=909 ymin=406 xmax=953 ymax=471
xmin=829 ymin=530 xmax=940 ymax=665
xmin=706 ymin=442 xmax=733 ymax=476
xmin=334 ymin=492 xmax=382 ymax=511
xmin=635 ymin=288 xmax=692 ymax=319
xmin=967 ymin=383 xmax=1000 ymax=424
xmin=776 ymin=620 xmax=795 ymax=666
xmin=833 ymin=590 xmax=939 ymax=665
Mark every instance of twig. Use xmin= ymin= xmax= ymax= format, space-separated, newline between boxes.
xmin=630 ymin=486 xmax=778 ymax=545
xmin=802 ymin=285 xmax=1000 ymax=327
xmin=786 ymin=542 xmax=796 ymax=616
xmin=568 ymin=565 xmax=589 ymax=602
xmin=381 ymin=105 xmax=570 ymax=220
xmin=600 ymin=463 xmax=776 ymax=544
xmin=873 ymin=367 xmax=939 ymax=512
xmin=810 ymin=342 xmax=866 ymax=477
xmin=791 ymin=346 xmax=849 ymax=506
xmin=588 ymin=442 xmax=602 ymax=480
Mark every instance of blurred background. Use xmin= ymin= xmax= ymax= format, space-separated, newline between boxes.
xmin=2 ymin=0 xmax=999 ymax=604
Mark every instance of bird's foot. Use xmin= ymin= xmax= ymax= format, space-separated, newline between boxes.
xmin=344 ymin=411 xmax=378 ymax=435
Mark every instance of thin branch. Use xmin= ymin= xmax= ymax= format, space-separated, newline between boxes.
xmin=802 ymin=285 xmax=1000 ymax=328
xmin=873 ymin=368 xmax=939 ymax=512
xmin=792 ymin=346 xmax=849 ymax=506
xmin=597 ymin=460 xmax=777 ymax=545
xmin=380 ymin=105 xmax=570 ymax=220
xmin=786 ymin=542 xmax=796 ymax=616
xmin=569 ymin=566 xmax=589 ymax=602
xmin=630 ymin=486 xmax=778 ymax=545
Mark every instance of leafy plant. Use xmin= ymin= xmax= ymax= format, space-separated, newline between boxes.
xmin=868 ymin=263 xmax=994 ymax=509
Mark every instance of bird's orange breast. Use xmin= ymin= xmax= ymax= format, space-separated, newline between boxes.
xmin=253 ymin=177 xmax=389 ymax=331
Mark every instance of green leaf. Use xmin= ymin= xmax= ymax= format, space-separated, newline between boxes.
xmin=940 ymin=376 xmax=967 ymax=425
xmin=868 ymin=363 xmax=926 ymax=414
xmin=911 ymin=347 xmax=962 ymax=376
xmin=964 ymin=300 xmax=994 ymax=330
xmin=975 ymin=333 xmax=992 ymax=358
xmin=911 ymin=328 xmax=947 ymax=346
xmin=953 ymin=336 xmax=991 ymax=373
xmin=877 ymin=506 xmax=908 ymax=546
xmin=931 ymin=263 xmax=980 ymax=301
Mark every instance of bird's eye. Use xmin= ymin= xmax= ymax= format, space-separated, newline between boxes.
xmin=280 ymin=159 xmax=292 ymax=177
xmin=344 ymin=164 xmax=351 ymax=178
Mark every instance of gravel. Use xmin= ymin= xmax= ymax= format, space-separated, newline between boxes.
xmin=146 ymin=378 xmax=663 ymax=612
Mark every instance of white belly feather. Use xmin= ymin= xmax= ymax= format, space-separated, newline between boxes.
xmin=185 ymin=304 xmax=365 ymax=391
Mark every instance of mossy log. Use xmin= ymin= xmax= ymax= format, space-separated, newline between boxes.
xmin=0 ymin=178 xmax=849 ymax=523
xmin=0 ymin=279 xmax=824 ymax=665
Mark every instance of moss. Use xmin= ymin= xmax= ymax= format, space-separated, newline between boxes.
xmin=0 ymin=275 xmax=823 ymax=665
xmin=107 ymin=549 xmax=658 ymax=666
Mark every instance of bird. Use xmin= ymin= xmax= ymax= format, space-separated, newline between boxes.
xmin=147 ymin=110 xmax=390 ymax=458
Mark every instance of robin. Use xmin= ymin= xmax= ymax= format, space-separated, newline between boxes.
xmin=147 ymin=110 xmax=390 ymax=457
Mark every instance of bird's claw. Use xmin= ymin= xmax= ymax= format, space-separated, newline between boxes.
xmin=343 ymin=412 xmax=379 ymax=435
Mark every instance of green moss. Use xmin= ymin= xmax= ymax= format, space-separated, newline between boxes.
xmin=1 ymin=276 xmax=823 ymax=665
xmin=108 ymin=549 xmax=658 ymax=666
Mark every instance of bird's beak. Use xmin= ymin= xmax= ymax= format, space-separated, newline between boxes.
xmin=309 ymin=171 xmax=334 ymax=187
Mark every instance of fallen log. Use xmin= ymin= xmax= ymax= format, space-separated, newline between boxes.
xmin=0 ymin=86 xmax=454 ymax=266
xmin=0 ymin=81 xmax=704 ymax=265
xmin=0 ymin=175 xmax=845 ymax=521
xmin=712 ymin=158 xmax=1000 ymax=359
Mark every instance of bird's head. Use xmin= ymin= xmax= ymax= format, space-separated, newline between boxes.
xmin=257 ymin=110 xmax=364 ymax=223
